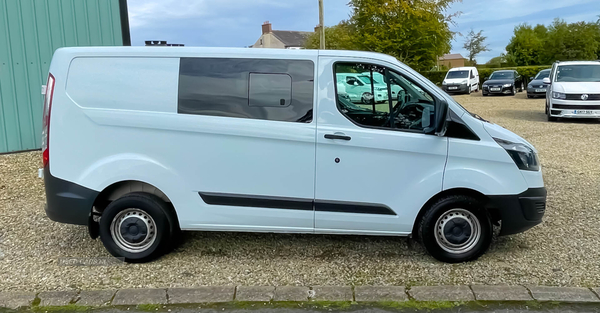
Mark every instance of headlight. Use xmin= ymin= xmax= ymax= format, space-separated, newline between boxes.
xmin=503 ymin=83 xmax=512 ymax=87
xmin=494 ymin=138 xmax=540 ymax=171
xmin=552 ymin=92 xmax=566 ymax=99
xmin=527 ymin=84 xmax=533 ymax=88
xmin=461 ymin=80 xmax=468 ymax=84
xmin=442 ymin=81 xmax=447 ymax=85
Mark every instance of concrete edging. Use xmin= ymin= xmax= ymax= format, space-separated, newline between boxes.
xmin=1 ymin=285 xmax=599 ymax=309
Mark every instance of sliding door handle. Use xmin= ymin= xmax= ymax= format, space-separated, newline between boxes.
xmin=324 ymin=133 xmax=351 ymax=141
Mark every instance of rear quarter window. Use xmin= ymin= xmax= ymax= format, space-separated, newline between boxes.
xmin=177 ymin=58 xmax=314 ymax=123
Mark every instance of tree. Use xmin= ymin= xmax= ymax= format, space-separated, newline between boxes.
xmin=304 ymin=21 xmax=358 ymax=50
xmin=306 ymin=0 xmax=459 ymax=72
xmin=462 ymin=29 xmax=489 ymax=64
xmin=505 ymin=24 xmax=546 ymax=66
xmin=349 ymin=0 xmax=458 ymax=71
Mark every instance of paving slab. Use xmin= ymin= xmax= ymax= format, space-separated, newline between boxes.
xmin=112 ymin=288 xmax=167 ymax=306
xmin=75 ymin=290 xmax=116 ymax=306
xmin=310 ymin=286 xmax=353 ymax=301
xmin=528 ymin=286 xmax=599 ymax=303
xmin=168 ymin=287 xmax=235 ymax=304
xmin=355 ymin=286 xmax=408 ymax=302
xmin=38 ymin=291 xmax=79 ymax=306
xmin=471 ymin=285 xmax=532 ymax=301
xmin=0 ymin=292 xmax=37 ymax=309
xmin=274 ymin=286 xmax=310 ymax=301
xmin=235 ymin=286 xmax=275 ymax=302
xmin=409 ymin=286 xmax=474 ymax=301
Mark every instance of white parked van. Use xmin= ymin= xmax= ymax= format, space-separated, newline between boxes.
xmin=544 ymin=60 xmax=600 ymax=121
xmin=42 ymin=47 xmax=546 ymax=263
xmin=336 ymin=73 xmax=389 ymax=104
xmin=442 ymin=67 xmax=479 ymax=94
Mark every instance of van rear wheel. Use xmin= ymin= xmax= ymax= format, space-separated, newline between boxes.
xmin=418 ymin=195 xmax=492 ymax=263
xmin=99 ymin=192 xmax=175 ymax=263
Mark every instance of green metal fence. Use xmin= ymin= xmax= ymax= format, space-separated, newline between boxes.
xmin=0 ymin=0 xmax=130 ymax=153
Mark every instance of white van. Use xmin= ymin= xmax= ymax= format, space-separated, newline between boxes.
xmin=336 ymin=73 xmax=389 ymax=104
xmin=544 ymin=60 xmax=600 ymax=121
xmin=42 ymin=47 xmax=546 ymax=263
xmin=442 ymin=67 xmax=479 ymax=94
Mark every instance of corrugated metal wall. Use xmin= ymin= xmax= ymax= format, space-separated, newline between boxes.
xmin=0 ymin=0 xmax=129 ymax=153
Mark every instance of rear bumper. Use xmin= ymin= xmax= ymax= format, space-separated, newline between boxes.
xmin=44 ymin=167 xmax=98 ymax=226
xmin=487 ymin=187 xmax=547 ymax=236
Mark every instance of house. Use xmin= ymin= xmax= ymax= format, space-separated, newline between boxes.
xmin=250 ymin=21 xmax=311 ymax=49
xmin=438 ymin=53 xmax=467 ymax=69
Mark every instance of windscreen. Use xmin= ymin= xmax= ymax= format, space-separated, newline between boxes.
xmin=534 ymin=70 xmax=550 ymax=80
xmin=489 ymin=71 xmax=514 ymax=79
xmin=446 ymin=70 xmax=469 ymax=79
xmin=556 ymin=65 xmax=600 ymax=82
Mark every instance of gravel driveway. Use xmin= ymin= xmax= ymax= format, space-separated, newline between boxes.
xmin=1 ymin=92 xmax=599 ymax=292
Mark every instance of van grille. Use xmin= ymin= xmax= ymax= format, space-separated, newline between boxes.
xmin=553 ymin=104 xmax=600 ymax=110
xmin=565 ymin=94 xmax=600 ymax=101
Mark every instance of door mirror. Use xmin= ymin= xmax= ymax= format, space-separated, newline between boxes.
xmin=529 ymin=77 xmax=534 ymax=81
xmin=484 ymin=77 xmax=488 ymax=81
xmin=434 ymin=100 xmax=449 ymax=136
xmin=542 ymin=77 xmax=551 ymax=85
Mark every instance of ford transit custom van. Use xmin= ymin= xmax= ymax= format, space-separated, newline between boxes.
xmin=42 ymin=47 xmax=546 ymax=263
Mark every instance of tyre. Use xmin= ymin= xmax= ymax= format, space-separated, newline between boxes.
xmin=547 ymin=112 xmax=557 ymax=122
xmin=527 ymin=94 xmax=533 ymax=99
xmin=361 ymin=92 xmax=374 ymax=104
xmin=99 ymin=192 xmax=176 ymax=263
xmin=418 ymin=195 xmax=492 ymax=263
xmin=482 ymin=92 xmax=488 ymax=97
xmin=510 ymin=86 xmax=516 ymax=96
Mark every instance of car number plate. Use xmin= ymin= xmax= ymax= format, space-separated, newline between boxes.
xmin=535 ymin=89 xmax=546 ymax=92
xmin=448 ymin=86 xmax=458 ymax=90
xmin=490 ymin=87 xmax=501 ymax=91
xmin=574 ymin=110 xmax=594 ymax=114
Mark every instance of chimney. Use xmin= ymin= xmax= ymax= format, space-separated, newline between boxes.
xmin=262 ymin=21 xmax=272 ymax=34
xmin=314 ymin=25 xmax=320 ymax=32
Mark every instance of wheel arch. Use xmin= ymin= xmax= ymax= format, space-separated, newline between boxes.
xmin=89 ymin=180 xmax=179 ymax=239
xmin=411 ymin=188 xmax=498 ymax=237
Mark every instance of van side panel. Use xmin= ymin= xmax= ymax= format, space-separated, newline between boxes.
xmin=66 ymin=57 xmax=179 ymax=112
xmin=51 ymin=53 xmax=318 ymax=232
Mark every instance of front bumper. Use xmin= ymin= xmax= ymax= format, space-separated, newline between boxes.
xmin=442 ymin=84 xmax=469 ymax=93
xmin=487 ymin=187 xmax=547 ymax=236
xmin=44 ymin=167 xmax=99 ymax=226
xmin=549 ymin=100 xmax=600 ymax=118
xmin=527 ymin=87 xmax=547 ymax=97
xmin=483 ymin=85 xmax=513 ymax=95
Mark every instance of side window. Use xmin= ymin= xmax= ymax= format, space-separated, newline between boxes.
xmin=334 ymin=63 xmax=436 ymax=132
xmin=178 ymin=58 xmax=314 ymax=123
xmin=249 ymin=73 xmax=292 ymax=107
xmin=334 ymin=63 xmax=392 ymax=128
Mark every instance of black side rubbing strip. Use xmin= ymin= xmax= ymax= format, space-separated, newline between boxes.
xmin=199 ymin=192 xmax=313 ymax=211
xmin=314 ymin=200 xmax=396 ymax=215
xmin=198 ymin=192 xmax=397 ymax=215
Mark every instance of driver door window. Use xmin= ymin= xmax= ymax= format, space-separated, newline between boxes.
xmin=334 ymin=63 xmax=436 ymax=132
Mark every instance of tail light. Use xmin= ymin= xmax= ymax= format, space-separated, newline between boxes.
xmin=42 ymin=73 xmax=55 ymax=168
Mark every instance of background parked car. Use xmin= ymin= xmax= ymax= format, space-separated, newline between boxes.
xmin=336 ymin=73 xmax=389 ymax=103
xmin=482 ymin=70 xmax=523 ymax=96
xmin=527 ymin=69 xmax=551 ymax=98
xmin=441 ymin=67 xmax=479 ymax=95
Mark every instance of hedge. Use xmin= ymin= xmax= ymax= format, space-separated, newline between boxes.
xmin=421 ymin=65 xmax=552 ymax=86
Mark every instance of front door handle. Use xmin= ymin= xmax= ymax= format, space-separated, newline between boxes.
xmin=324 ymin=133 xmax=351 ymax=141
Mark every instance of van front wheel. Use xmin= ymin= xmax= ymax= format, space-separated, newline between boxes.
xmin=418 ymin=195 xmax=492 ymax=263
xmin=99 ymin=192 xmax=174 ymax=263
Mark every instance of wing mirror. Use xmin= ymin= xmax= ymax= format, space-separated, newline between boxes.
xmin=484 ymin=77 xmax=488 ymax=81
xmin=434 ymin=100 xmax=449 ymax=136
xmin=529 ymin=77 xmax=534 ymax=80
xmin=542 ymin=77 xmax=551 ymax=85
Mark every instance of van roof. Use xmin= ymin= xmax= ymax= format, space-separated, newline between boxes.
xmin=448 ymin=67 xmax=476 ymax=71
xmin=556 ymin=61 xmax=600 ymax=66
xmin=54 ymin=47 xmax=399 ymax=63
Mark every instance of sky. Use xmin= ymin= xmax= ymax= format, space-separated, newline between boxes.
xmin=127 ymin=0 xmax=600 ymax=64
